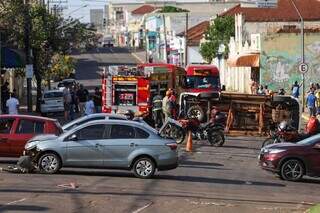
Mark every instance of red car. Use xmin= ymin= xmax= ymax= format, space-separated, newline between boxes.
xmin=0 ymin=115 xmax=62 ymax=157
xmin=259 ymin=135 xmax=320 ymax=181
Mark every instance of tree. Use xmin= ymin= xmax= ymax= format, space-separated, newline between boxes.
xmin=159 ymin=6 xmax=189 ymax=13
xmin=200 ymin=16 xmax=235 ymax=63
xmin=47 ymin=54 xmax=75 ymax=81
xmin=0 ymin=1 xmax=95 ymax=111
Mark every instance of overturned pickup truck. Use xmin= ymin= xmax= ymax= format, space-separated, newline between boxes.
xmin=179 ymin=92 xmax=300 ymax=136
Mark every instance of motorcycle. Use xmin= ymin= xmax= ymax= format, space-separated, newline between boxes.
xmin=160 ymin=117 xmax=225 ymax=147
xmin=261 ymin=118 xmax=319 ymax=148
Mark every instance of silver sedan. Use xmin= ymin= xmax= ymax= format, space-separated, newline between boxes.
xmin=24 ymin=120 xmax=178 ymax=178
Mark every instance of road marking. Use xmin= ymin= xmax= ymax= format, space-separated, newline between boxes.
xmin=132 ymin=202 xmax=153 ymax=213
xmin=2 ymin=198 xmax=27 ymax=207
xmin=131 ymin=52 xmax=145 ymax=63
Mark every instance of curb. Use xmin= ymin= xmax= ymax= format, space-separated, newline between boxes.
xmin=305 ymin=204 xmax=320 ymax=213
xmin=131 ymin=52 xmax=145 ymax=63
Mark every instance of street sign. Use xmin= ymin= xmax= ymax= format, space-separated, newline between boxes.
xmin=299 ymin=63 xmax=309 ymax=74
xmin=241 ymin=0 xmax=278 ymax=8
xmin=26 ymin=64 xmax=33 ymax=79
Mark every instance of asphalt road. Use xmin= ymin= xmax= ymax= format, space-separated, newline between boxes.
xmin=72 ymin=47 xmax=139 ymax=91
xmin=0 ymin=138 xmax=319 ymax=213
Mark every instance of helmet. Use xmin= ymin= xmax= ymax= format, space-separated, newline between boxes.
xmin=278 ymin=121 xmax=289 ymax=131
xmin=124 ymin=110 xmax=135 ymax=120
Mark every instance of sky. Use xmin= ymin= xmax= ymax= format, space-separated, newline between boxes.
xmin=62 ymin=0 xmax=211 ymax=23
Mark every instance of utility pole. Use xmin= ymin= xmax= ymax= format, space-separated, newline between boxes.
xmin=24 ymin=0 xmax=33 ymax=112
xmin=184 ymin=12 xmax=189 ymax=67
xmin=162 ymin=14 xmax=169 ymax=64
xmin=291 ymin=0 xmax=305 ymax=112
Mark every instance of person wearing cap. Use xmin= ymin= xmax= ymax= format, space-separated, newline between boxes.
xmin=162 ymin=90 xmax=172 ymax=121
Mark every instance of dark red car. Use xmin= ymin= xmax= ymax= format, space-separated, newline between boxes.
xmin=259 ymin=135 xmax=320 ymax=181
xmin=0 ymin=115 xmax=62 ymax=157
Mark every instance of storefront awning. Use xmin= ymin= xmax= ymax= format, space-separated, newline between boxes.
xmin=227 ymin=53 xmax=260 ymax=68
xmin=1 ymin=47 xmax=26 ymax=68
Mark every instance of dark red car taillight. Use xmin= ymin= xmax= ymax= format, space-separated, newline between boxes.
xmin=166 ymin=143 xmax=178 ymax=151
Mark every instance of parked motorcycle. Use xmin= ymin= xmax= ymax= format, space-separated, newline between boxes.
xmin=160 ymin=117 xmax=225 ymax=146
xmin=262 ymin=117 xmax=319 ymax=148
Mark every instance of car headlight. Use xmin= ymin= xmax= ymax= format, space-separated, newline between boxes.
xmin=25 ymin=141 xmax=39 ymax=150
xmin=269 ymin=149 xmax=285 ymax=154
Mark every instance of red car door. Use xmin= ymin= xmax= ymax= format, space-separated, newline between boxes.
xmin=11 ymin=118 xmax=45 ymax=157
xmin=0 ymin=118 xmax=15 ymax=157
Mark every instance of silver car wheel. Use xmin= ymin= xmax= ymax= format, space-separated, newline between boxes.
xmin=39 ymin=153 xmax=61 ymax=174
xmin=136 ymin=160 xmax=153 ymax=177
xmin=133 ymin=158 xmax=155 ymax=178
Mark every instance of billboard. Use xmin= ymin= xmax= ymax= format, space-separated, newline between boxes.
xmin=241 ymin=0 xmax=278 ymax=8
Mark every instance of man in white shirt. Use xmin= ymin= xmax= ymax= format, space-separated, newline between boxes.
xmin=84 ymin=95 xmax=95 ymax=115
xmin=6 ymin=93 xmax=19 ymax=115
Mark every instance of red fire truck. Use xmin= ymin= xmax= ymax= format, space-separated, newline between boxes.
xmin=101 ymin=64 xmax=185 ymax=115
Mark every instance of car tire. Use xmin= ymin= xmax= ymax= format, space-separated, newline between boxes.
xmin=187 ymin=105 xmax=205 ymax=122
xmin=132 ymin=157 xmax=156 ymax=179
xmin=38 ymin=153 xmax=61 ymax=174
xmin=280 ymin=159 xmax=304 ymax=181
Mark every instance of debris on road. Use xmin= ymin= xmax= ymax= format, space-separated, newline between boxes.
xmin=57 ymin=182 xmax=79 ymax=189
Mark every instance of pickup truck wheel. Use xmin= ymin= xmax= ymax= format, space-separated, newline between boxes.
xmin=38 ymin=153 xmax=61 ymax=174
xmin=133 ymin=157 xmax=155 ymax=179
xmin=187 ymin=105 xmax=205 ymax=122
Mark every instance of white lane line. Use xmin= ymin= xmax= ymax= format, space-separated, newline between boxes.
xmin=132 ymin=202 xmax=153 ymax=213
xmin=3 ymin=198 xmax=27 ymax=206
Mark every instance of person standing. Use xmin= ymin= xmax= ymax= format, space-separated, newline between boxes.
xmin=6 ymin=93 xmax=19 ymax=115
xmin=69 ymin=86 xmax=77 ymax=120
xmin=162 ymin=90 xmax=172 ymax=121
xmin=168 ymin=88 xmax=177 ymax=119
xmin=93 ymin=87 xmax=102 ymax=113
xmin=306 ymin=88 xmax=317 ymax=117
xmin=63 ymin=85 xmax=72 ymax=121
xmin=1 ymin=82 xmax=10 ymax=113
xmin=257 ymin=85 xmax=265 ymax=95
xmin=84 ymin=95 xmax=95 ymax=116
xmin=76 ymin=84 xmax=89 ymax=115
xmin=152 ymin=93 xmax=163 ymax=129
xmin=291 ymin=81 xmax=301 ymax=98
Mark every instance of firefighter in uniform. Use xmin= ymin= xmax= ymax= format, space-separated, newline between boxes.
xmin=152 ymin=93 xmax=163 ymax=129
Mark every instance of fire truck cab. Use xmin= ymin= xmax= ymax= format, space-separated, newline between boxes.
xmin=102 ymin=64 xmax=185 ymax=115
xmin=185 ymin=64 xmax=221 ymax=98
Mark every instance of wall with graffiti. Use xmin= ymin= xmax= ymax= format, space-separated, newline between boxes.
xmin=260 ymin=32 xmax=320 ymax=93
